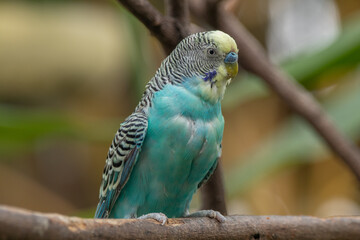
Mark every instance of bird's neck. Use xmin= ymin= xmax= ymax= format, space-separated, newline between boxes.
xmin=182 ymin=76 xmax=230 ymax=105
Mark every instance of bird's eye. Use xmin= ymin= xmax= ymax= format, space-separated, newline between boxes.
xmin=207 ymin=48 xmax=216 ymax=56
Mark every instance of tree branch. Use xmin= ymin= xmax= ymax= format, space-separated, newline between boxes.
xmin=190 ymin=0 xmax=360 ymax=182
xmin=200 ymin=161 xmax=227 ymax=215
xmin=118 ymin=0 xmax=179 ymax=54
xmin=1 ymin=205 xmax=359 ymax=240
xmin=165 ymin=0 xmax=190 ymax=37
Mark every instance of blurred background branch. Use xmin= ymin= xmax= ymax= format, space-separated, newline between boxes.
xmin=118 ymin=0 xmax=184 ymax=54
xmin=190 ymin=0 xmax=360 ymax=179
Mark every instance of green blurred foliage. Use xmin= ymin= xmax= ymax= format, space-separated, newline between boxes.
xmin=226 ymin=72 xmax=360 ymax=197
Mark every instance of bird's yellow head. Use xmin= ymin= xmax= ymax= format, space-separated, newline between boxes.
xmin=207 ymin=30 xmax=239 ymax=81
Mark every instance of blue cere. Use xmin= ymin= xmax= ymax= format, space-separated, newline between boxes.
xmin=224 ymin=52 xmax=238 ymax=64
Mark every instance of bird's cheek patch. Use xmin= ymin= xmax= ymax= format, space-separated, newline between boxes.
xmin=216 ymin=65 xmax=228 ymax=79
xmin=203 ymin=70 xmax=217 ymax=82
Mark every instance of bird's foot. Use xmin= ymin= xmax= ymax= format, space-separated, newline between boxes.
xmin=138 ymin=212 xmax=168 ymax=225
xmin=185 ymin=210 xmax=226 ymax=223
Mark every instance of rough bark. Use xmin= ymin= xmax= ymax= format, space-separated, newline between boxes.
xmin=1 ymin=205 xmax=359 ymax=240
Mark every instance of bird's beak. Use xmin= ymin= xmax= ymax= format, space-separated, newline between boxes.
xmin=224 ymin=52 xmax=238 ymax=79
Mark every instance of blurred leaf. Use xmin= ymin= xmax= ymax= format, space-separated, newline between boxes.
xmin=224 ymin=13 xmax=360 ymax=108
xmin=0 ymin=106 xmax=74 ymax=141
xmin=74 ymin=207 xmax=96 ymax=218
xmin=222 ymin=73 xmax=268 ymax=109
xmin=226 ymin=73 xmax=360 ymax=197
xmin=283 ymin=14 xmax=360 ymax=88
xmin=0 ymin=105 xmax=120 ymax=157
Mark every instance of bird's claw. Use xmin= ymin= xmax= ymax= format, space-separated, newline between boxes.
xmin=185 ymin=210 xmax=226 ymax=223
xmin=138 ymin=212 xmax=168 ymax=225
xmin=207 ymin=210 xmax=226 ymax=223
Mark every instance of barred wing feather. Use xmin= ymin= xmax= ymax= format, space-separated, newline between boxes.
xmin=95 ymin=111 xmax=148 ymax=218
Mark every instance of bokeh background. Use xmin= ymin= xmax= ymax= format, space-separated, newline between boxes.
xmin=1 ymin=0 xmax=360 ymax=218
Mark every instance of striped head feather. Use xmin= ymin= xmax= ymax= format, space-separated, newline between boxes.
xmin=136 ymin=30 xmax=238 ymax=109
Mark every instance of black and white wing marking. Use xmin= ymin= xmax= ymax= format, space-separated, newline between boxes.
xmin=94 ymin=111 xmax=147 ymax=218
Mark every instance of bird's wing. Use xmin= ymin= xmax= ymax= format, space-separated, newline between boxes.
xmin=95 ymin=111 xmax=148 ymax=218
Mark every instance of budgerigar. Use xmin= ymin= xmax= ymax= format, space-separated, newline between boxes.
xmin=95 ymin=31 xmax=238 ymax=224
